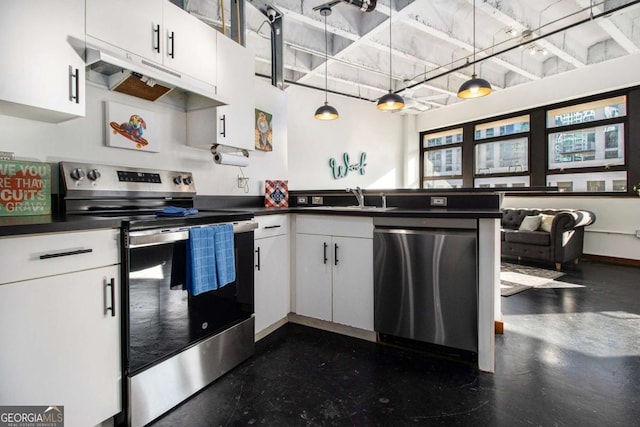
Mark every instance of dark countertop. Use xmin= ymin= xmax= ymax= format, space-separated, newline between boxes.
xmin=0 ymin=206 xmax=501 ymax=237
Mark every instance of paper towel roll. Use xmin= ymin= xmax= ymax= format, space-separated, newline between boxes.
xmin=213 ymin=152 xmax=249 ymax=167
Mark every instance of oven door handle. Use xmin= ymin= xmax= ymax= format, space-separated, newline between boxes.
xmin=129 ymin=230 xmax=189 ymax=248
xmin=128 ymin=221 xmax=258 ymax=248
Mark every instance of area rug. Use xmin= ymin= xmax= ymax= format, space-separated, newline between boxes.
xmin=500 ymin=262 xmax=566 ymax=296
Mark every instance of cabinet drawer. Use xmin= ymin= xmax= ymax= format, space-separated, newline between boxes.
xmin=296 ymin=215 xmax=373 ymax=239
xmin=255 ymin=215 xmax=289 ymax=239
xmin=0 ymin=229 xmax=119 ymax=285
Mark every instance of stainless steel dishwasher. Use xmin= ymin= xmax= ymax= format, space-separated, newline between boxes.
xmin=373 ymin=217 xmax=478 ymax=354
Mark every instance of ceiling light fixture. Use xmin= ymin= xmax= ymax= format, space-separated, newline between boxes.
xmin=377 ymin=1 xmax=404 ymax=111
xmin=314 ymin=6 xmax=339 ymax=120
xmin=457 ymin=0 xmax=492 ymax=99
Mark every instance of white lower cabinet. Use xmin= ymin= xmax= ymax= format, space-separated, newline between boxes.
xmin=0 ymin=229 xmax=121 ymax=427
xmin=295 ymin=216 xmax=374 ymax=331
xmin=254 ymin=215 xmax=290 ymax=335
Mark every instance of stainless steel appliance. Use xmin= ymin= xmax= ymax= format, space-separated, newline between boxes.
xmin=60 ymin=162 xmax=257 ymax=427
xmin=373 ymin=217 xmax=478 ymax=355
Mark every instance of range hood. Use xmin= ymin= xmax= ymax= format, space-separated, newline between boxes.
xmin=85 ymin=41 xmax=228 ymax=109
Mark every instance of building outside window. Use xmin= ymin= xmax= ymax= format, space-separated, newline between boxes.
xmin=422 ymin=128 xmax=463 ymax=189
xmin=546 ymin=95 xmax=627 ymax=192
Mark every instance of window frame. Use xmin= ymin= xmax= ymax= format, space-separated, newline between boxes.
xmin=418 ymin=85 xmax=639 ymax=196
xmin=420 ymin=125 xmax=464 ymax=189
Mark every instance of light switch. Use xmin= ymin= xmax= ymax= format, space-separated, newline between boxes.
xmin=430 ymin=196 xmax=447 ymax=207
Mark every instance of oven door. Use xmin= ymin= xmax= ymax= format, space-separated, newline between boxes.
xmin=125 ymin=222 xmax=255 ymax=374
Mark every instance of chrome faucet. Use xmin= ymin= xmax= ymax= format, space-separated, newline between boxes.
xmin=346 ymin=186 xmax=365 ymax=207
xmin=380 ymin=192 xmax=386 ymax=209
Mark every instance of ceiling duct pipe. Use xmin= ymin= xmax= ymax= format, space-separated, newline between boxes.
xmin=230 ymin=0 xmax=246 ymax=46
xmin=248 ymin=0 xmax=284 ymax=89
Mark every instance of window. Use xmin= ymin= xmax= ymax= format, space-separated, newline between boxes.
xmin=475 ymin=138 xmax=529 ymax=174
xmin=422 ymin=128 xmax=463 ymax=188
xmin=548 ymin=124 xmax=624 ymax=169
xmin=474 ymin=176 xmax=531 ymax=188
xmin=475 ymin=115 xmax=530 ymax=140
xmin=547 ymin=171 xmax=627 ymax=192
xmin=547 ymin=96 xmax=626 ymax=128
xmin=546 ymin=95 xmax=627 ymax=192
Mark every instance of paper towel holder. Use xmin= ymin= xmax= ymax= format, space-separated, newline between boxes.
xmin=210 ymin=144 xmax=250 ymax=158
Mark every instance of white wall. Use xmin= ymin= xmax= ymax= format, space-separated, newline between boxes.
xmin=414 ymin=52 xmax=640 ymax=260
xmin=0 ymin=78 xmax=287 ymax=196
xmin=286 ymin=85 xmax=404 ymax=190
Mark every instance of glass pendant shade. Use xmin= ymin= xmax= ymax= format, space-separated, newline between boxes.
xmin=314 ymin=102 xmax=339 ymax=120
xmin=377 ymin=91 xmax=405 ymax=111
xmin=457 ymin=74 xmax=492 ymax=99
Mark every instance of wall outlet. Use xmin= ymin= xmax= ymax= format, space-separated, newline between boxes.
xmin=297 ymin=196 xmax=308 ymax=204
xmin=430 ymin=196 xmax=447 ymax=207
xmin=312 ymin=196 xmax=323 ymax=205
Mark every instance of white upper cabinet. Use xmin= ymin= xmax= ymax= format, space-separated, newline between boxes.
xmin=163 ymin=1 xmax=217 ymax=84
xmin=0 ymin=0 xmax=85 ymax=122
xmin=186 ymin=33 xmax=255 ymax=151
xmin=86 ymin=0 xmax=164 ymax=64
xmin=86 ymin=0 xmax=217 ymax=86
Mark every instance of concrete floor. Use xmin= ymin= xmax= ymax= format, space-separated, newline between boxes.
xmin=149 ymin=260 xmax=640 ymax=426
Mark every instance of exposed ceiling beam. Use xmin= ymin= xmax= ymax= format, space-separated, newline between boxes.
xmin=574 ymin=0 xmax=640 ymax=53
xmin=470 ymin=0 xmax=587 ymax=69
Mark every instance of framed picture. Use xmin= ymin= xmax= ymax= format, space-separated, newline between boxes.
xmin=105 ymin=101 xmax=160 ymax=153
xmin=255 ymin=108 xmax=273 ymax=151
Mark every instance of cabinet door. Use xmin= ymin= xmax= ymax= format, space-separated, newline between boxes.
xmin=163 ymin=1 xmax=217 ymax=85
xmin=295 ymin=234 xmax=332 ymax=321
xmin=0 ymin=0 xmax=85 ymax=122
xmin=332 ymin=236 xmax=374 ymax=331
xmin=86 ymin=0 xmax=163 ymax=63
xmin=255 ymin=234 xmax=290 ymax=334
xmin=0 ymin=266 xmax=121 ymax=426
xmin=215 ymin=33 xmax=255 ymax=151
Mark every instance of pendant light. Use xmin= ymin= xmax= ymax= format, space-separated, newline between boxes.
xmin=457 ymin=0 xmax=492 ymax=99
xmin=314 ymin=6 xmax=339 ymax=120
xmin=377 ymin=1 xmax=404 ymax=111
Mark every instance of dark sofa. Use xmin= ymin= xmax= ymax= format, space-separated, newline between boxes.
xmin=501 ymin=208 xmax=596 ymax=270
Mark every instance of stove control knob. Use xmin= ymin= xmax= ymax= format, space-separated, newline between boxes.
xmin=183 ymin=176 xmax=193 ymax=186
xmin=87 ymin=169 xmax=101 ymax=181
xmin=173 ymin=176 xmax=183 ymax=185
xmin=70 ymin=168 xmax=85 ymax=181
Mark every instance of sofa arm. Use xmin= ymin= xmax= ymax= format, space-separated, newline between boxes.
xmin=548 ymin=210 xmax=596 ymax=234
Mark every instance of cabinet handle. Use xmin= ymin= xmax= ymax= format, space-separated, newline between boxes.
xmin=219 ymin=114 xmax=226 ymax=138
xmin=153 ymin=24 xmax=160 ymax=53
xmin=106 ymin=278 xmax=116 ymax=317
xmin=255 ymin=247 xmax=261 ymax=271
xmin=264 ymin=225 xmax=281 ymax=229
xmin=334 ymin=243 xmax=339 ymax=266
xmin=39 ymin=248 xmax=92 ymax=260
xmin=323 ymin=242 xmax=328 ymax=264
xmin=69 ymin=66 xmax=79 ymax=104
xmin=168 ymin=31 xmax=175 ymax=58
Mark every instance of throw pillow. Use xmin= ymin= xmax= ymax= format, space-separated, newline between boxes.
xmin=519 ymin=215 xmax=542 ymax=231
xmin=539 ymin=214 xmax=555 ymax=232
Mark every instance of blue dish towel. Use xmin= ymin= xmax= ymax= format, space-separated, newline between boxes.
xmin=156 ymin=206 xmax=199 ymax=217
xmin=214 ymin=224 xmax=236 ymax=288
xmin=186 ymin=225 xmax=236 ymax=296
xmin=186 ymin=227 xmax=218 ymax=296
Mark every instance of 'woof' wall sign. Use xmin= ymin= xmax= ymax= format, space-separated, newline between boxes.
xmin=329 ymin=152 xmax=367 ymax=180
xmin=0 ymin=160 xmax=51 ymax=216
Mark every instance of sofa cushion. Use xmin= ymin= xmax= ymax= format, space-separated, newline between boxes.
xmin=539 ymin=213 xmax=555 ymax=232
xmin=519 ymin=215 xmax=542 ymax=231
xmin=504 ymin=230 xmax=550 ymax=246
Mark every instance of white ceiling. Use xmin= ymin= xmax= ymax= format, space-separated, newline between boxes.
xmin=182 ymin=0 xmax=640 ymax=113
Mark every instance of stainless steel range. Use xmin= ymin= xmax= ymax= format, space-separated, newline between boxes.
xmin=60 ymin=162 xmax=257 ymax=427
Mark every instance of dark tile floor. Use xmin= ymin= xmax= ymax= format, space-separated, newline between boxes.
xmin=149 ymin=260 xmax=640 ymax=426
